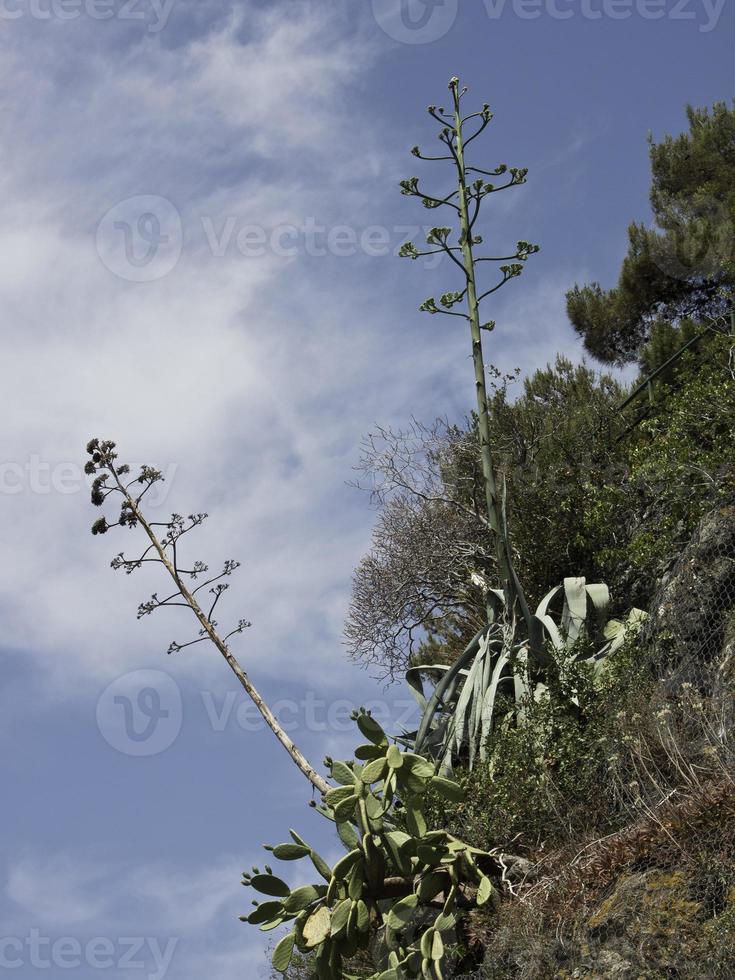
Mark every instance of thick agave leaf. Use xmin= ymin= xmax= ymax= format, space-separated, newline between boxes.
xmin=533 ymin=584 xmax=565 ymax=650
xmin=406 ymin=663 xmax=457 ymax=712
xmin=602 ymin=607 xmax=647 ymax=655
xmin=414 ymin=623 xmax=509 ymax=764
xmin=585 ymin=582 xmax=611 ymax=639
xmin=412 ymin=628 xmax=486 ymax=753
xmin=411 ymin=573 xmax=644 ymax=771
xmin=450 ymin=642 xmax=486 ymax=755
xmin=467 ymin=633 xmax=495 ymax=767
xmin=562 ymin=577 xmax=588 ymax=645
xmin=477 ymin=648 xmax=510 ymax=763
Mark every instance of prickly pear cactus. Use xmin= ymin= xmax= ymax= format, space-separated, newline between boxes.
xmin=241 ymin=711 xmax=497 ymax=980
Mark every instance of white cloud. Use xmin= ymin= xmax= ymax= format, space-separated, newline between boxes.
xmin=0 ymin=0 xmax=631 ymax=708
xmin=0 ymin=2 xmax=391 ymax=695
xmin=6 ymin=854 xmax=114 ymax=928
xmin=3 ymin=850 xmax=269 ymax=978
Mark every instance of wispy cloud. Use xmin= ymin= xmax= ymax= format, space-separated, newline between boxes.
xmin=0 ymin=2 xmax=391 ymax=694
xmin=6 ymin=854 xmax=116 ymax=928
xmin=3 ymin=849 xmax=266 ymax=978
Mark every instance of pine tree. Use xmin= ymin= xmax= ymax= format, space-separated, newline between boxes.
xmin=567 ymin=101 xmax=735 ymax=364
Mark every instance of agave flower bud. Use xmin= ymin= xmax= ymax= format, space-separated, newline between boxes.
xmin=91 ymin=517 xmax=108 ymax=535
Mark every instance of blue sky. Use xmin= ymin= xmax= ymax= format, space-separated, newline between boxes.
xmin=0 ymin=1 xmax=732 ymax=976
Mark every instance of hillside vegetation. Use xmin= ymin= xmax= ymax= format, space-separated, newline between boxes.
xmin=335 ymin=98 xmax=735 ymax=978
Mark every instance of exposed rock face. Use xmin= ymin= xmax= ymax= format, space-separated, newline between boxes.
xmin=562 ymin=870 xmax=735 ymax=980
xmin=643 ymin=503 xmax=735 ymax=685
xmin=479 ymin=868 xmax=735 ymax=978
xmin=583 ymin=870 xmax=703 ymax=976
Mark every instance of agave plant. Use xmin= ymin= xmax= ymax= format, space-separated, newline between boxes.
xmin=407 ymin=578 xmax=647 ymax=771
xmin=397 ymin=79 xmax=649 ymax=774
xmin=243 ymin=711 xmax=501 ymax=980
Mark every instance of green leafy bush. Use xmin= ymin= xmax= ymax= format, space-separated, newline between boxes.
xmin=586 ymin=333 xmax=735 ymax=608
xmin=425 ymin=639 xmax=656 ymax=853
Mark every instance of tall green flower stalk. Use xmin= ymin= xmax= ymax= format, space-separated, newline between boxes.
xmin=401 ymin=83 xmax=646 ymax=771
xmin=400 ymin=76 xmax=539 ymax=629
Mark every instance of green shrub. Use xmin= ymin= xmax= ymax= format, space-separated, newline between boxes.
xmin=585 ymin=332 xmax=735 ymax=610
xmin=425 ymin=641 xmax=655 ymax=854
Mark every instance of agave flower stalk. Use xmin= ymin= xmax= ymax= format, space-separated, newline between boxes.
xmin=85 ymin=439 xmax=329 ymax=796
xmin=398 ymin=81 xmax=651 ymax=770
xmin=400 ymin=76 xmax=539 ymax=630
xmin=452 ymin=79 xmax=510 ymax=601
